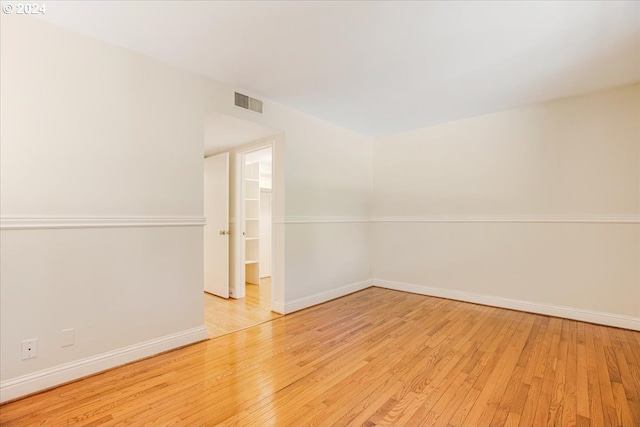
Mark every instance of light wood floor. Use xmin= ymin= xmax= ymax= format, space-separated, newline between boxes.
xmin=1 ymin=287 xmax=639 ymax=426
xmin=204 ymin=277 xmax=281 ymax=338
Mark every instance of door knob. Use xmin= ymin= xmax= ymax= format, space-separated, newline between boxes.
xmin=219 ymin=230 xmax=230 ymax=235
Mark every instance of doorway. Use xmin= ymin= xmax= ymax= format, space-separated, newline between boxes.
xmin=202 ymin=112 xmax=283 ymax=338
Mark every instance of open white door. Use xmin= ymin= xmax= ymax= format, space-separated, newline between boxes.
xmin=204 ymin=152 xmax=230 ymax=298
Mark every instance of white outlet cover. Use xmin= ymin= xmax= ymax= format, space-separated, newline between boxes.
xmin=21 ymin=339 xmax=37 ymax=360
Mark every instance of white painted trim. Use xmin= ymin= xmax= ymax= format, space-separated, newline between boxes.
xmin=372 ymin=215 xmax=640 ymax=224
xmin=284 ymin=279 xmax=373 ymax=314
xmin=0 ymin=326 xmax=208 ymax=403
xmin=272 ymin=215 xmax=640 ymax=224
xmin=274 ymin=216 xmax=371 ymax=224
xmin=271 ymin=300 xmax=285 ymax=315
xmin=375 ymin=279 xmax=640 ymax=331
xmin=0 ymin=216 xmax=206 ymax=230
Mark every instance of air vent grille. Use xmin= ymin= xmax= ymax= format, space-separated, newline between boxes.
xmin=235 ymin=92 xmax=249 ymax=109
xmin=235 ymin=92 xmax=263 ymax=113
xmin=249 ymin=97 xmax=263 ymax=113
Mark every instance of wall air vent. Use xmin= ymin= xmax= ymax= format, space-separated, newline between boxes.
xmin=234 ymin=92 xmax=263 ymax=114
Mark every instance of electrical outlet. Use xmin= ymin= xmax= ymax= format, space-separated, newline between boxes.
xmin=21 ymin=339 xmax=38 ymax=360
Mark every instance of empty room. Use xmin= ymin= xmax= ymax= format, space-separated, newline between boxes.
xmin=0 ymin=1 xmax=638 ymax=426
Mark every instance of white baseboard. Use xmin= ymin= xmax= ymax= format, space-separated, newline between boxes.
xmin=375 ymin=279 xmax=640 ymax=331
xmin=0 ymin=326 xmax=208 ymax=403
xmin=284 ymin=279 xmax=374 ymax=314
xmin=271 ymin=300 xmax=285 ymax=315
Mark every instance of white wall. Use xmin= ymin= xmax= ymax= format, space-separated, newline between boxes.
xmin=372 ymin=84 xmax=640 ymax=328
xmin=1 ymin=15 xmax=373 ymax=400
xmin=280 ymin=113 xmax=373 ymax=305
xmin=0 ymin=15 xmax=211 ymax=401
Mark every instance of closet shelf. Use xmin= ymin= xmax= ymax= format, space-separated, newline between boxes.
xmin=245 ymin=162 xmax=261 ymax=285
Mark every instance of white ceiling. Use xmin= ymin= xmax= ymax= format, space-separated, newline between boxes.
xmin=204 ymin=113 xmax=279 ymax=156
xmin=40 ymin=1 xmax=640 ymax=137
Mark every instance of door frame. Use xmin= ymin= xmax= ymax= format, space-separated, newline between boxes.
xmin=230 ymin=139 xmax=280 ymax=312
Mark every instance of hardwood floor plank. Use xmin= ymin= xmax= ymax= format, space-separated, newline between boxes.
xmin=593 ymin=326 xmax=619 ymax=426
xmin=1 ymin=287 xmax=639 ymax=427
xmin=612 ymin=382 xmax=635 ymax=427
xmin=611 ymin=330 xmax=640 ymax=423
xmin=586 ymin=323 xmax=606 ymax=427
xmin=562 ymin=320 xmax=578 ymax=427
xmin=532 ymin=317 xmax=562 ymax=426
xmin=504 ymin=381 xmax=530 ymax=427
xmin=576 ymin=322 xmax=590 ymax=423
xmin=489 ymin=365 xmax=525 ymax=427
xmin=546 ymin=319 xmax=570 ymax=427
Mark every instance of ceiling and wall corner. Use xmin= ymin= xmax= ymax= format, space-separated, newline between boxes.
xmin=38 ymin=1 xmax=640 ymax=137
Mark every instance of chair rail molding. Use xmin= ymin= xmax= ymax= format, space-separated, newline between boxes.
xmin=371 ymin=214 xmax=640 ymax=224
xmin=0 ymin=216 xmax=206 ymax=230
xmin=274 ymin=216 xmax=371 ymax=224
xmin=273 ymin=214 xmax=640 ymax=224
